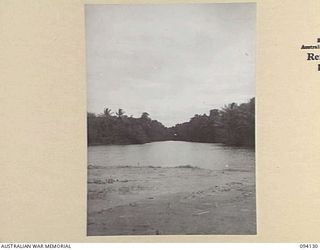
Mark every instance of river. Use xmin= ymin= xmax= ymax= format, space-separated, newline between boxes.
xmin=88 ymin=141 xmax=254 ymax=171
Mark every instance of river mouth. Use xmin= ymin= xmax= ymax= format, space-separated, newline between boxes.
xmin=88 ymin=141 xmax=255 ymax=171
xmin=87 ymin=141 xmax=256 ymax=235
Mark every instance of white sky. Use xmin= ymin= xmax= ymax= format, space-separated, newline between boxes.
xmin=86 ymin=3 xmax=255 ymax=127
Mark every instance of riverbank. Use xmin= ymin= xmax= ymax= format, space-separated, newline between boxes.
xmin=87 ymin=164 xmax=256 ymax=235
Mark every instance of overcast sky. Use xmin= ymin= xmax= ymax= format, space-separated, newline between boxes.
xmin=86 ymin=3 xmax=255 ymax=127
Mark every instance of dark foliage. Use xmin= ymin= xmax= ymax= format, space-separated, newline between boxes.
xmin=87 ymin=98 xmax=255 ymax=147
xmin=87 ymin=111 xmax=171 ymax=145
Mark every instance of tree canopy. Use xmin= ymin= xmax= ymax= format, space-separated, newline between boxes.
xmin=87 ymin=98 xmax=255 ymax=147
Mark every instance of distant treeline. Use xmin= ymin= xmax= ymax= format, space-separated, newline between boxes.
xmin=88 ymin=98 xmax=255 ymax=147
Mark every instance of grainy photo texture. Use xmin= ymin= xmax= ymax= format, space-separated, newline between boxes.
xmin=86 ymin=3 xmax=256 ymax=236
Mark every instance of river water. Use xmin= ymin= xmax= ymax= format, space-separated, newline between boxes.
xmin=88 ymin=141 xmax=255 ymax=171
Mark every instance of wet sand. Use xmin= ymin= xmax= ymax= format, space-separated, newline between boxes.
xmin=87 ymin=165 xmax=256 ymax=235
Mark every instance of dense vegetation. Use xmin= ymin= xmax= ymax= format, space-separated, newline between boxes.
xmin=88 ymin=98 xmax=255 ymax=147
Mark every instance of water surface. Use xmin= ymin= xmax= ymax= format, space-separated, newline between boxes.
xmin=88 ymin=141 xmax=254 ymax=171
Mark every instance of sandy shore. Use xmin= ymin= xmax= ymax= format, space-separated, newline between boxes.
xmin=87 ymin=165 xmax=256 ymax=235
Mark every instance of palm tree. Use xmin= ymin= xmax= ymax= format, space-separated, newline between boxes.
xmin=116 ymin=108 xmax=125 ymax=118
xmin=103 ymin=108 xmax=113 ymax=117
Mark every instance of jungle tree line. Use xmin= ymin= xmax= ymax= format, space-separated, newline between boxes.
xmin=87 ymin=98 xmax=255 ymax=147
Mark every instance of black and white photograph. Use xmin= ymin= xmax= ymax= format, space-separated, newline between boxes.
xmin=86 ymin=3 xmax=256 ymax=236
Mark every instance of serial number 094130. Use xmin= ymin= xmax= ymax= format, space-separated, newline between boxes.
xmin=300 ymin=244 xmax=318 ymax=248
